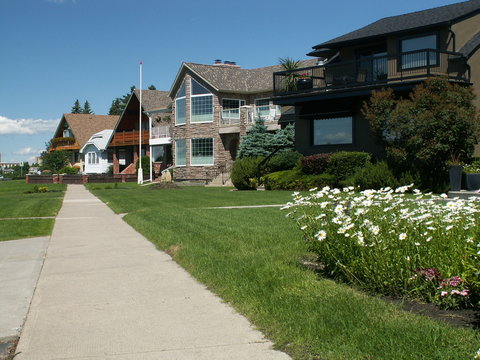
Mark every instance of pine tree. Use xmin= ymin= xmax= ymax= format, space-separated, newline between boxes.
xmin=82 ymin=100 xmax=94 ymax=114
xmin=71 ymin=99 xmax=82 ymax=114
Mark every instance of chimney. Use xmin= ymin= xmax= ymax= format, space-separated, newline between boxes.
xmin=214 ymin=59 xmax=222 ymax=65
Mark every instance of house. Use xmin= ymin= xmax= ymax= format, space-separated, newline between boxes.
xmin=169 ymin=60 xmax=316 ymax=182
xmin=50 ymin=114 xmax=119 ymax=171
xmin=272 ymin=0 xmax=480 ymax=157
xmin=80 ymin=130 xmax=114 ymax=174
xmin=111 ymin=89 xmax=172 ymax=176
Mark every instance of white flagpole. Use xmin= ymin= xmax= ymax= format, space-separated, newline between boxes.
xmin=138 ymin=60 xmax=143 ymax=184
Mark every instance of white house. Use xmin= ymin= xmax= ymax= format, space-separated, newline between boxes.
xmin=80 ymin=129 xmax=114 ymax=174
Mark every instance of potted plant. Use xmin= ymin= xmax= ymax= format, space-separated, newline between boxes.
xmin=463 ymin=161 xmax=480 ymax=190
xmin=296 ymin=73 xmax=313 ymax=90
xmin=448 ymin=154 xmax=463 ymax=191
xmin=279 ymin=57 xmax=301 ymax=92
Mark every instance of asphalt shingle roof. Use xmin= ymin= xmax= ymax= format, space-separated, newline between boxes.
xmin=460 ymin=31 xmax=480 ymax=58
xmin=132 ymin=90 xmax=172 ymax=111
xmin=313 ymin=0 xmax=480 ymax=49
xmin=170 ymin=59 xmax=318 ymax=96
xmin=62 ymin=114 xmax=119 ymax=148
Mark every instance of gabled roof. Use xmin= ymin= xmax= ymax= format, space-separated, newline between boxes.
xmin=56 ymin=114 xmax=119 ymax=148
xmin=169 ymin=59 xmax=318 ymax=97
xmin=80 ymin=129 xmax=115 ymax=153
xmin=132 ymin=89 xmax=172 ymax=111
xmin=312 ymin=0 xmax=480 ymax=50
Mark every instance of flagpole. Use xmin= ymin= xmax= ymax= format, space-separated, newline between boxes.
xmin=138 ymin=60 xmax=143 ymax=184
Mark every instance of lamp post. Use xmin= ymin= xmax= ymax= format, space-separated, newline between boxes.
xmin=137 ymin=61 xmax=143 ymax=184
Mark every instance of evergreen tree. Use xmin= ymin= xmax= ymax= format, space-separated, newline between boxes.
xmin=82 ymin=100 xmax=94 ymax=114
xmin=71 ymin=99 xmax=82 ymax=114
xmin=108 ymin=86 xmax=135 ymax=115
xmin=148 ymin=85 xmax=156 ymax=90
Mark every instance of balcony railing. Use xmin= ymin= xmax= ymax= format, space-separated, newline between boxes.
xmin=151 ymin=126 xmax=170 ymax=139
xmin=49 ymin=137 xmax=79 ymax=152
xmin=110 ymin=130 xmax=149 ymax=146
xmin=273 ymin=49 xmax=469 ymax=97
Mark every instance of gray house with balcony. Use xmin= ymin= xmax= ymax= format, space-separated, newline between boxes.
xmin=169 ymin=60 xmax=315 ymax=182
xmin=273 ymin=0 xmax=480 ymax=157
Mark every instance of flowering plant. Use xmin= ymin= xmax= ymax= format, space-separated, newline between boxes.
xmin=283 ymin=185 xmax=480 ymax=306
xmin=297 ymin=73 xmax=310 ymax=79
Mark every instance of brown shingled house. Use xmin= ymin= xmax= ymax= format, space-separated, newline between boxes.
xmin=110 ymin=89 xmax=172 ymax=176
xmin=273 ymin=0 xmax=480 ymax=157
xmin=50 ymin=114 xmax=119 ymax=171
xmin=169 ymin=60 xmax=316 ymax=183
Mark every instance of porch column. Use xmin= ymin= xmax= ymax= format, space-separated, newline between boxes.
xmin=113 ymin=151 xmax=119 ymax=174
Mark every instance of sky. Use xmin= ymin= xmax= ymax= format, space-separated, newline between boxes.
xmin=0 ymin=0 xmax=463 ymax=163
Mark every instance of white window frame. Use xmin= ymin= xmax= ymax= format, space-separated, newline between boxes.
xmin=255 ymin=98 xmax=270 ymax=120
xmin=87 ymin=152 xmax=99 ymax=165
xmin=190 ymin=138 xmax=214 ymax=166
xmin=175 ymin=81 xmax=186 ymax=126
xmin=221 ymin=98 xmax=246 ymax=119
xmin=175 ymin=139 xmax=186 ymax=167
xmin=190 ymin=78 xmax=213 ymax=123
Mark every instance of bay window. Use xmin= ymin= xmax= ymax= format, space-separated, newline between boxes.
xmin=191 ymin=138 xmax=214 ymax=165
xmin=191 ymin=78 xmax=213 ymax=123
xmin=175 ymin=139 xmax=186 ymax=166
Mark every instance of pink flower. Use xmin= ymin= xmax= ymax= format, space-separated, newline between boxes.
xmin=460 ymin=290 xmax=469 ymax=296
xmin=441 ymin=291 xmax=448 ymax=297
xmin=450 ymin=290 xmax=461 ymax=295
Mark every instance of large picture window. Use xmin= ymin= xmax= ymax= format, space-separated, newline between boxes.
xmin=401 ymin=34 xmax=437 ymax=69
xmin=175 ymin=81 xmax=186 ymax=125
xmin=222 ymin=99 xmax=245 ymax=119
xmin=175 ymin=139 xmax=186 ymax=166
xmin=191 ymin=78 xmax=213 ymax=123
xmin=313 ymin=117 xmax=353 ymax=145
xmin=191 ymin=138 xmax=214 ymax=165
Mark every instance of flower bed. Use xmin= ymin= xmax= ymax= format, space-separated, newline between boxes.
xmin=283 ymin=185 xmax=480 ymax=309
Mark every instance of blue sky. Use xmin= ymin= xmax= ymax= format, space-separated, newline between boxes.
xmin=0 ymin=0 xmax=462 ymax=163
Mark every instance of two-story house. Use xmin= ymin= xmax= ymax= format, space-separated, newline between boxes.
xmin=169 ymin=60 xmax=316 ymax=182
xmin=50 ymin=114 xmax=119 ymax=172
xmin=110 ymin=89 xmax=172 ymax=176
xmin=273 ymin=0 xmax=479 ymax=157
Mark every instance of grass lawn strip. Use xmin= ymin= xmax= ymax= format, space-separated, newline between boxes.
xmin=88 ymin=184 xmax=480 ymax=360
xmin=0 ymin=181 xmax=66 ymax=241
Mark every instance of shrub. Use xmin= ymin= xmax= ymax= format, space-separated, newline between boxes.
xmin=327 ymin=151 xmax=371 ymax=180
xmin=136 ymin=155 xmax=150 ymax=177
xmin=343 ymin=161 xmax=398 ymax=190
xmin=231 ymin=156 xmax=264 ymax=190
xmin=300 ymin=153 xmax=332 ymax=175
xmin=58 ymin=166 xmax=79 ymax=174
xmin=263 ymin=170 xmax=336 ymax=190
xmin=266 ymin=151 xmax=302 ymax=173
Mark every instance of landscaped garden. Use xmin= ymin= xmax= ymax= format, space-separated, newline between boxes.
xmin=88 ymin=183 xmax=480 ymax=360
xmin=0 ymin=180 xmax=66 ymax=241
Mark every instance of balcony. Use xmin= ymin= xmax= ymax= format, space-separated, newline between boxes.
xmin=110 ymin=130 xmax=149 ymax=147
xmin=273 ymin=49 xmax=469 ymax=98
xmin=49 ymin=137 xmax=79 ymax=152
xmin=150 ymin=126 xmax=171 ymax=146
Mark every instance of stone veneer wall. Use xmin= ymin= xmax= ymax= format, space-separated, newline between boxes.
xmin=172 ymin=72 xmax=275 ymax=181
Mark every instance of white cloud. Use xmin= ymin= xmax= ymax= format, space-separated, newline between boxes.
xmin=13 ymin=147 xmax=43 ymax=156
xmin=0 ymin=116 xmax=59 ymax=135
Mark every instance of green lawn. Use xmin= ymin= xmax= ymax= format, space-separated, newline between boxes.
xmin=0 ymin=180 xmax=66 ymax=241
xmin=88 ymin=183 xmax=480 ymax=360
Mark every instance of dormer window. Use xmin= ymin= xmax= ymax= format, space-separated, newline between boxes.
xmin=400 ymin=34 xmax=438 ymax=69
xmin=63 ymin=128 xmax=72 ymax=137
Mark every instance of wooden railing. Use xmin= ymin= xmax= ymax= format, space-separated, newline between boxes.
xmin=110 ymin=130 xmax=150 ymax=146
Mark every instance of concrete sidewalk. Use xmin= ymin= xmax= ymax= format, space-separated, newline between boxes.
xmin=15 ymin=185 xmax=290 ymax=360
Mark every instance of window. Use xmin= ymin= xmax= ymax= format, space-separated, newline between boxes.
xmin=63 ymin=128 xmax=72 ymax=137
xmin=191 ymin=78 xmax=213 ymax=123
xmin=401 ymin=34 xmax=437 ymax=69
xmin=175 ymin=81 xmax=186 ymax=125
xmin=313 ymin=117 xmax=353 ymax=145
xmin=87 ymin=152 xmax=99 ymax=164
xmin=175 ymin=139 xmax=186 ymax=166
xmin=222 ymin=99 xmax=245 ymax=119
xmin=255 ymin=98 xmax=270 ymax=119
xmin=191 ymin=138 xmax=214 ymax=165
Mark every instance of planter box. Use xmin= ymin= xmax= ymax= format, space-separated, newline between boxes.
xmin=449 ymin=165 xmax=463 ymax=191
xmin=465 ymin=173 xmax=480 ymax=190
xmin=297 ymin=78 xmax=313 ymax=90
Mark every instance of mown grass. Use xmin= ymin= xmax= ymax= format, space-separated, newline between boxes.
xmin=0 ymin=180 xmax=66 ymax=240
xmin=88 ymin=183 xmax=480 ymax=360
